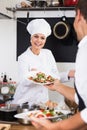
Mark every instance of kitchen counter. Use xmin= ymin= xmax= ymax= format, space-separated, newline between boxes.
xmin=10 ymin=124 xmax=36 ymax=130
xmin=0 ymin=123 xmax=36 ymax=130
xmin=0 ymin=120 xmax=36 ymax=130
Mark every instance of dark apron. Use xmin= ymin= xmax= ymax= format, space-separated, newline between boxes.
xmin=74 ymin=84 xmax=86 ymax=111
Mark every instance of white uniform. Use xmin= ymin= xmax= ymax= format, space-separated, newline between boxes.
xmin=74 ymin=36 xmax=87 ymax=123
xmin=12 ymin=47 xmax=59 ymax=105
xmin=12 ymin=19 xmax=70 ymax=106
xmin=12 ymin=47 xmax=69 ymax=106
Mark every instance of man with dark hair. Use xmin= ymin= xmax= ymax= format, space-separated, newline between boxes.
xmin=30 ymin=0 xmax=87 ymax=129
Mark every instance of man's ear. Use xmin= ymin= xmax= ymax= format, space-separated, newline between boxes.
xmin=77 ymin=9 xmax=82 ymax=21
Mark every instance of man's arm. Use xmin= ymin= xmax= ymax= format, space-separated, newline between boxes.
xmin=52 ymin=112 xmax=87 ymax=130
xmin=45 ymin=79 xmax=75 ymax=101
xmin=31 ymin=111 xmax=87 ymax=130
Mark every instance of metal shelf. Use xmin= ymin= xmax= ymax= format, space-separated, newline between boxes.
xmin=6 ymin=6 xmax=75 ymax=12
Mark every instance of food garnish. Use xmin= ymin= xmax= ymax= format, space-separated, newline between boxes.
xmin=45 ymin=100 xmax=58 ymax=109
xmin=28 ymin=72 xmax=55 ymax=84
xmin=28 ymin=109 xmax=64 ymax=119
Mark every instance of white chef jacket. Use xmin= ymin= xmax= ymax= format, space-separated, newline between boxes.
xmin=74 ymin=36 xmax=87 ymax=123
xmin=12 ymin=47 xmax=59 ymax=106
xmin=12 ymin=47 xmax=69 ymax=106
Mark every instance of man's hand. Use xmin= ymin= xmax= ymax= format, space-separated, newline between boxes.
xmin=45 ymin=79 xmax=61 ymax=91
xmin=31 ymin=116 xmax=52 ymax=130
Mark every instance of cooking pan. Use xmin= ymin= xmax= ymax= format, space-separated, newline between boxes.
xmin=53 ymin=16 xmax=70 ymax=40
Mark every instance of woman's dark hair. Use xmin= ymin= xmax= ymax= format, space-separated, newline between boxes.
xmin=75 ymin=0 xmax=87 ymax=21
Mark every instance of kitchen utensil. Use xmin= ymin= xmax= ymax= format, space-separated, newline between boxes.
xmin=17 ymin=102 xmax=31 ymax=124
xmin=53 ymin=16 xmax=70 ymax=40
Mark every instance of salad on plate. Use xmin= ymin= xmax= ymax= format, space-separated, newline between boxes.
xmin=28 ymin=72 xmax=55 ymax=85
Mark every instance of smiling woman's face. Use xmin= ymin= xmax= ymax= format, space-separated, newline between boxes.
xmin=30 ymin=33 xmax=46 ymax=54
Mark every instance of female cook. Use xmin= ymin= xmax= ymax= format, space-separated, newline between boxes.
xmin=12 ymin=19 xmax=73 ymax=106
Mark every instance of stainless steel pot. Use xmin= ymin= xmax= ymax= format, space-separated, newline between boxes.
xmin=17 ymin=103 xmax=31 ymax=125
xmin=53 ymin=16 xmax=70 ymax=40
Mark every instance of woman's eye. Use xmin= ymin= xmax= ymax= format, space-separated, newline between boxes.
xmin=34 ymin=35 xmax=45 ymax=40
xmin=41 ymin=37 xmax=45 ymax=40
xmin=34 ymin=35 xmax=38 ymax=38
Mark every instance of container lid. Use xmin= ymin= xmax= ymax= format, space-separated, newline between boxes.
xmin=0 ymin=106 xmax=17 ymax=112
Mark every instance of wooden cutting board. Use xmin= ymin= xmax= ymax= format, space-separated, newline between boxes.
xmin=0 ymin=124 xmax=11 ymax=130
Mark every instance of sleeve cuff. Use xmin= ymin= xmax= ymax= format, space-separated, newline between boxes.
xmin=80 ymin=108 xmax=87 ymax=123
xmin=60 ymin=71 xmax=69 ymax=82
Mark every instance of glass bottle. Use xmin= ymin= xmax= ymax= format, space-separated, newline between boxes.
xmin=3 ymin=74 xmax=8 ymax=83
xmin=9 ymin=78 xmax=16 ymax=95
xmin=1 ymin=73 xmax=9 ymax=100
xmin=0 ymin=72 xmax=3 ymax=88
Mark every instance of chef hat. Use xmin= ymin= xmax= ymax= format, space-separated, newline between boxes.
xmin=26 ymin=19 xmax=51 ymax=37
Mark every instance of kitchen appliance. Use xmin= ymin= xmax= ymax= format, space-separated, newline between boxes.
xmin=0 ymin=105 xmax=17 ymax=122
xmin=0 ymin=87 xmax=17 ymax=122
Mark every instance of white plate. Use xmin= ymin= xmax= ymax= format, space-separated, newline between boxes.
xmin=28 ymin=71 xmax=54 ymax=85
xmin=55 ymin=109 xmax=71 ymax=115
xmin=14 ymin=110 xmax=39 ymax=121
xmin=14 ymin=109 xmax=71 ymax=121
xmin=31 ymin=80 xmax=54 ymax=86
